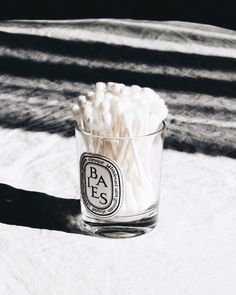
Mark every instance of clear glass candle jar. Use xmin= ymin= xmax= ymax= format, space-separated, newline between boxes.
xmin=75 ymin=122 xmax=165 ymax=238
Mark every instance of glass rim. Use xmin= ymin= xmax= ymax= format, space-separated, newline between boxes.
xmin=75 ymin=121 xmax=166 ymax=140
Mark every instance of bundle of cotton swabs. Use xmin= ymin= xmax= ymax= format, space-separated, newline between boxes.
xmin=73 ymin=82 xmax=168 ymax=215
xmin=73 ymin=82 xmax=167 ymax=137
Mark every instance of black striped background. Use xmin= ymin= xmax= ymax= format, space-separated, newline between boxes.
xmin=0 ymin=19 xmax=235 ymax=158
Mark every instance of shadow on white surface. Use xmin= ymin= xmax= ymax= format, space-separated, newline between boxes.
xmin=0 ymin=183 xmax=87 ymax=235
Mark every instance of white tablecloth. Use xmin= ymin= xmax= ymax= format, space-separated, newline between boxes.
xmin=0 ymin=128 xmax=235 ymax=295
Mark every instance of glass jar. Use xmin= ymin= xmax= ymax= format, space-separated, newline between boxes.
xmin=75 ymin=121 xmax=165 ymax=238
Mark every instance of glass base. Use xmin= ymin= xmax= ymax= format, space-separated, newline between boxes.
xmin=79 ymin=208 xmax=158 ymax=239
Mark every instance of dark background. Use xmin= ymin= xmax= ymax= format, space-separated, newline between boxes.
xmin=1 ymin=0 xmax=236 ymax=30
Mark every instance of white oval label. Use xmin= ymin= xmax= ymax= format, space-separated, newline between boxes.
xmin=80 ymin=153 xmax=123 ymax=218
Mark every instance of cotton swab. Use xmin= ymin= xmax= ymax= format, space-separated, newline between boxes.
xmin=94 ymin=82 xmax=106 ymax=107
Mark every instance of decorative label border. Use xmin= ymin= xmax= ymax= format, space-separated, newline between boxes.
xmin=80 ymin=153 xmax=123 ymax=218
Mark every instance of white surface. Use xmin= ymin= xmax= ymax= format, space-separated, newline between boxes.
xmin=0 ymin=128 xmax=236 ymax=295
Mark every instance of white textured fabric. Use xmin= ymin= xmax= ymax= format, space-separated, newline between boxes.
xmin=0 ymin=128 xmax=235 ymax=295
xmin=0 ymin=19 xmax=235 ymax=157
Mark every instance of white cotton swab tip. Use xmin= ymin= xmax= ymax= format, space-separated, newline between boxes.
xmin=113 ymin=83 xmax=125 ymax=95
xmin=84 ymin=102 xmax=93 ymax=118
xmin=131 ymin=85 xmax=141 ymax=92
xmin=103 ymin=113 xmax=112 ymax=128
xmin=143 ymin=87 xmax=155 ymax=94
xmin=96 ymin=82 xmax=106 ymax=89
xmin=120 ymin=86 xmax=130 ymax=97
xmin=95 ymin=83 xmax=106 ymax=107
xmin=102 ymin=100 xmax=110 ymax=113
xmin=116 ymin=100 xmax=128 ymax=114
xmin=72 ymin=104 xmax=80 ymax=115
xmin=87 ymin=91 xmax=95 ymax=101
xmin=107 ymin=82 xmax=115 ymax=89
xmin=78 ymin=95 xmax=87 ymax=106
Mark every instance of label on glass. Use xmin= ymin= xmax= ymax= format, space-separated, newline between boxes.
xmin=80 ymin=153 xmax=123 ymax=218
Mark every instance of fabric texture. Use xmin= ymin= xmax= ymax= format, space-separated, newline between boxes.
xmin=0 ymin=19 xmax=235 ymax=157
